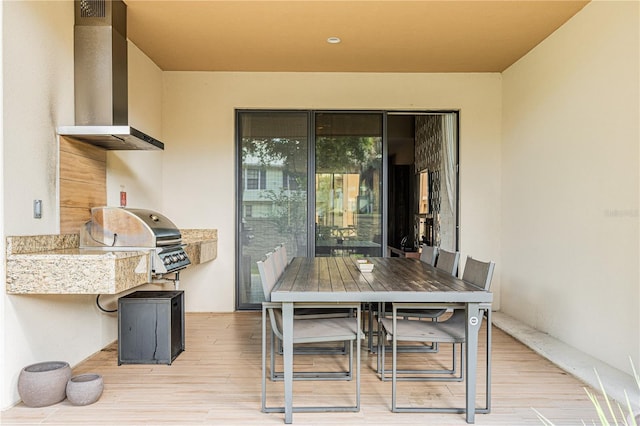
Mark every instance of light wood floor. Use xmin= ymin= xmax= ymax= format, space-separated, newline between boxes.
xmin=1 ymin=312 xmax=603 ymax=425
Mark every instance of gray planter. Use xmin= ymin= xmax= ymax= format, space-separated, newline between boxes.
xmin=66 ymin=373 xmax=103 ymax=406
xmin=17 ymin=361 xmax=71 ymax=407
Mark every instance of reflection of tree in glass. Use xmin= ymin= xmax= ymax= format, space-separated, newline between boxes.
xmin=261 ymin=186 xmax=307 ymax=236
xmin=316 ymin=136 xmax=380 ymax=174
xmin=242 ymin=137 xmax=307 ymax=175
xmin=242 ymin=136 xmax=379 ymax=176
xmin=243 ymin=137 xmax=308 ymax=249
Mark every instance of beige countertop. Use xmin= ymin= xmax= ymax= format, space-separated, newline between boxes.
xmin=6 ymin=229 xmax=217 ymax=295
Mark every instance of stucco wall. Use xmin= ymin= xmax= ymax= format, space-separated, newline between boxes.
xmin=1 ymin=1 xmax=165 ymax=409
xmin=501 ymin=0 xmax=640 ymax=375
xmin=161 ymin=72 xmax=503 ymax=313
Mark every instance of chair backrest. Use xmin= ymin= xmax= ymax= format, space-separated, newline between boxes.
xmin=462 ymin=256 xmax=496 ymax=290
xmin=257 ymin=252 xmax=278 ymax=301
xmin=257 ymin=252 xmax=286 ymax=339
xmin=435 ymin=249 xmax=460 ymax=276
xmin=272 ymin=245 xmax=285 ymax=278
xmin=419 ymin=245 xmax=438 ymax=266
xmin=273 ymin=243 xmax=288 ymax=277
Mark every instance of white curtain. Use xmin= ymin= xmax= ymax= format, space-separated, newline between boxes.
xmin=441 ymin=114 xmax=456 ymax=216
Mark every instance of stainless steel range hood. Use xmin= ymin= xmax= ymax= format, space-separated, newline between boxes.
xmin=57 ymin=125 xmax=164 ymax=150
xmin=57 ymin=0 xmax=164 ymax=151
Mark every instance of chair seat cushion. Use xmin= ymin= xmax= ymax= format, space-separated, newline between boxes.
xmin=273 ymin=310 xmax=361 ymax=344
xmin=380 ymin=311 xmax=467 ymax=343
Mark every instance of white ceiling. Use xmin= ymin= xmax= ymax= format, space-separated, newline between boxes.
xmin=124 ymin=0 xmax=589 ymax=73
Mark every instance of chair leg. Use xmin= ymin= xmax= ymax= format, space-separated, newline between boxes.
xmin=483 ymin=309 xmax=492 ymax=413
xmin=261 ymin=306 xmax=268 ymax=412
xmin=381 ymin=345 xmax=463 ymax=381
xmin=356 ymin=316 xmax=361 ymax=410
xmin=367 ymin=303 xmax=374 ymax=352
xmin=391 ymin=320 xmax=397 ymax=412
xmin=390 ymin=309 xmax=492 ymax=414
xmin=270 ymin=329 xmax=277 ymax=381
xmin=270 ymin=338 xmax=354 ymax=381
xmin=269 ymin=317 xmax=355 ymax=382
xmin=376 ymin=308 xmax=387 ymax=378
xmin=277 ymin=336 xmax=348 ymax=355
xmin=389 ymin=342 xmax=463 ymax=381
xmin=262 ymin=306 xmax=362 ymax=414
xmin=378 ymin=331 xmax=461 ymax=382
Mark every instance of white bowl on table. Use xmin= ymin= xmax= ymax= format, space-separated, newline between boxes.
xmin=357 ymin=259 xmax=374 ymax=273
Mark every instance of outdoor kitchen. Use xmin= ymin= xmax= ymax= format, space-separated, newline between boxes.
xmin=5 ymin=227 xmax=217 ymax=295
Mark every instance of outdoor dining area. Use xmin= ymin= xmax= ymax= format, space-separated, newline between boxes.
xmin=247 ymin=243 xmax=601 ymax=425
xmin=0 ymin=292 xmax=608 ymax=425
xmin=0 ymin=242 xmax=619 ymax=426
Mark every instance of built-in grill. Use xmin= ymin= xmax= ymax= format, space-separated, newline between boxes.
xmin=80 ymin=207 xmax=191 ymax=276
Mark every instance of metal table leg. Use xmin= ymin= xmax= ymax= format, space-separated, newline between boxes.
xmin=465 ymin=302 xmax=481 ymax=423
xmin=282 ymin=302 xmax=294 ymax=423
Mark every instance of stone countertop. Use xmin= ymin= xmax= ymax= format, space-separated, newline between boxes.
xmin=6 ymin=229 xmax=217 ymax=295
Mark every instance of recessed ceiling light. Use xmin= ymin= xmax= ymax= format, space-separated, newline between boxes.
xmin=327 ymin=37 xmax=341 ymax=44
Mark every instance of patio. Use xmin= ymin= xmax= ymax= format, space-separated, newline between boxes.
xmin=1 ymin=312 xmax=608 ymax=425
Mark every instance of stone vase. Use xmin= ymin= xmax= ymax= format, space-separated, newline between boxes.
xmin=65 ymin=373 xmax=104 ymax=406
xmin=17 ymin=361 xmax=71 ymax=407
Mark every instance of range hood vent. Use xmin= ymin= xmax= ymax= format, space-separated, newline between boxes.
xmin=57 ymin=0 xmax=164 ymax=151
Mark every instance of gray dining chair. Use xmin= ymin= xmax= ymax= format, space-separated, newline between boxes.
xmin=271 ymin=244 xmax=352 ymax=356
xmin=378 ymin=256 xmax=495 ymax=414
xmin=394 ymin=244 xmax=447 ymax=337
xmin=435 ymin=248 xmax=460 ymax=276
xmin=419 ymin=244 xmax=438 ymax=266
xmin=259 ymin=250 xmax=351 ymax=362
xmin=400 ymin=246 xmax=451 ymax=322
xmin=258 ymin=256 xmax=363 ymax=414
xmin=272 ymin=243 xmax=288 ymax=278
xmin=371 ymin=245 xmax=449 ymax=354
xmin=258 ymin=250 xmax=352 ymax=365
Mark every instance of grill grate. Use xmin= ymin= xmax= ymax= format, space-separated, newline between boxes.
xmin=79 ymin=0 xmax=106 ymax=18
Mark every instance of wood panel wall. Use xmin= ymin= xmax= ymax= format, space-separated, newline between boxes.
xmin=59 ymin=137 xmax=107 ymax=234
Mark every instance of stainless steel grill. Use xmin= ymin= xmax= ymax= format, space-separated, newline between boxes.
xmin=80 ymin=207 xmax=190 ymax=276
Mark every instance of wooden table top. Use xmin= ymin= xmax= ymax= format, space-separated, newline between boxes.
xmin=271 ymin=257 xmax=493 ymax=304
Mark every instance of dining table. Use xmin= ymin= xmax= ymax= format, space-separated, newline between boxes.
xmin=270 ymin=256 xmax=493 ymax=424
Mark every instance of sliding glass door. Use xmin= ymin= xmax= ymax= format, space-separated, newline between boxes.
xmin=237 ymin=111 xmax=309 ymax=309
xmin=314 ymin=113 xmax=383 ymax=257
xmin=236 ymin=111 xmax=384 ymax=308
xmin=236 ymin=110 xmax=458 ymax=309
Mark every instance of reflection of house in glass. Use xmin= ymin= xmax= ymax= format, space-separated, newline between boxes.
xmin=315 ymin=169 xmax=381 ymax=256
xmin=241 ymin=154 xmax=307 ymax=259
xmin=315 ymin=173 xmax=361 ymax=229
xmin=241 ymin=156 xmax=300 ymax=219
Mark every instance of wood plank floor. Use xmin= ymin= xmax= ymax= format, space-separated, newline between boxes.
xmin=1 ymin=312 xmax=604 ymax=425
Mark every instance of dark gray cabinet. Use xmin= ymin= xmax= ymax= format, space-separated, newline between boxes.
xmin=118 ymin=290 xmax=184 ymax=365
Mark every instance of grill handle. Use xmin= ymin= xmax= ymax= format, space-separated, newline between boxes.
xmin=156 ymin=238 xmax=183 ymax=247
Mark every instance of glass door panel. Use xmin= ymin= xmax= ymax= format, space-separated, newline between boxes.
xmin=314 ymin=113 xmax=383 ymax=257
xmin=237 ymin=111 xmax=309 ymax=308
xmin=413 ymin=113 xmax=458 ymax=252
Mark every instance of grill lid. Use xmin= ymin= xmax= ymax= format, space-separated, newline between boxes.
xmin=124 ymin=208 xmax=182 ymax=245
xmin=80 ymin=207 xmax=182 ymax=248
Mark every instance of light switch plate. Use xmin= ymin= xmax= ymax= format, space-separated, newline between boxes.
xmin=33 ymin=200 xmax=42 ymax=219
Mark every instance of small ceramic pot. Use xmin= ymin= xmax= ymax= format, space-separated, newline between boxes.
xmin=17 ymin=361 xmax=71 ymax=407
xmin=66 ymin=374 xmax=103 ymax=406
